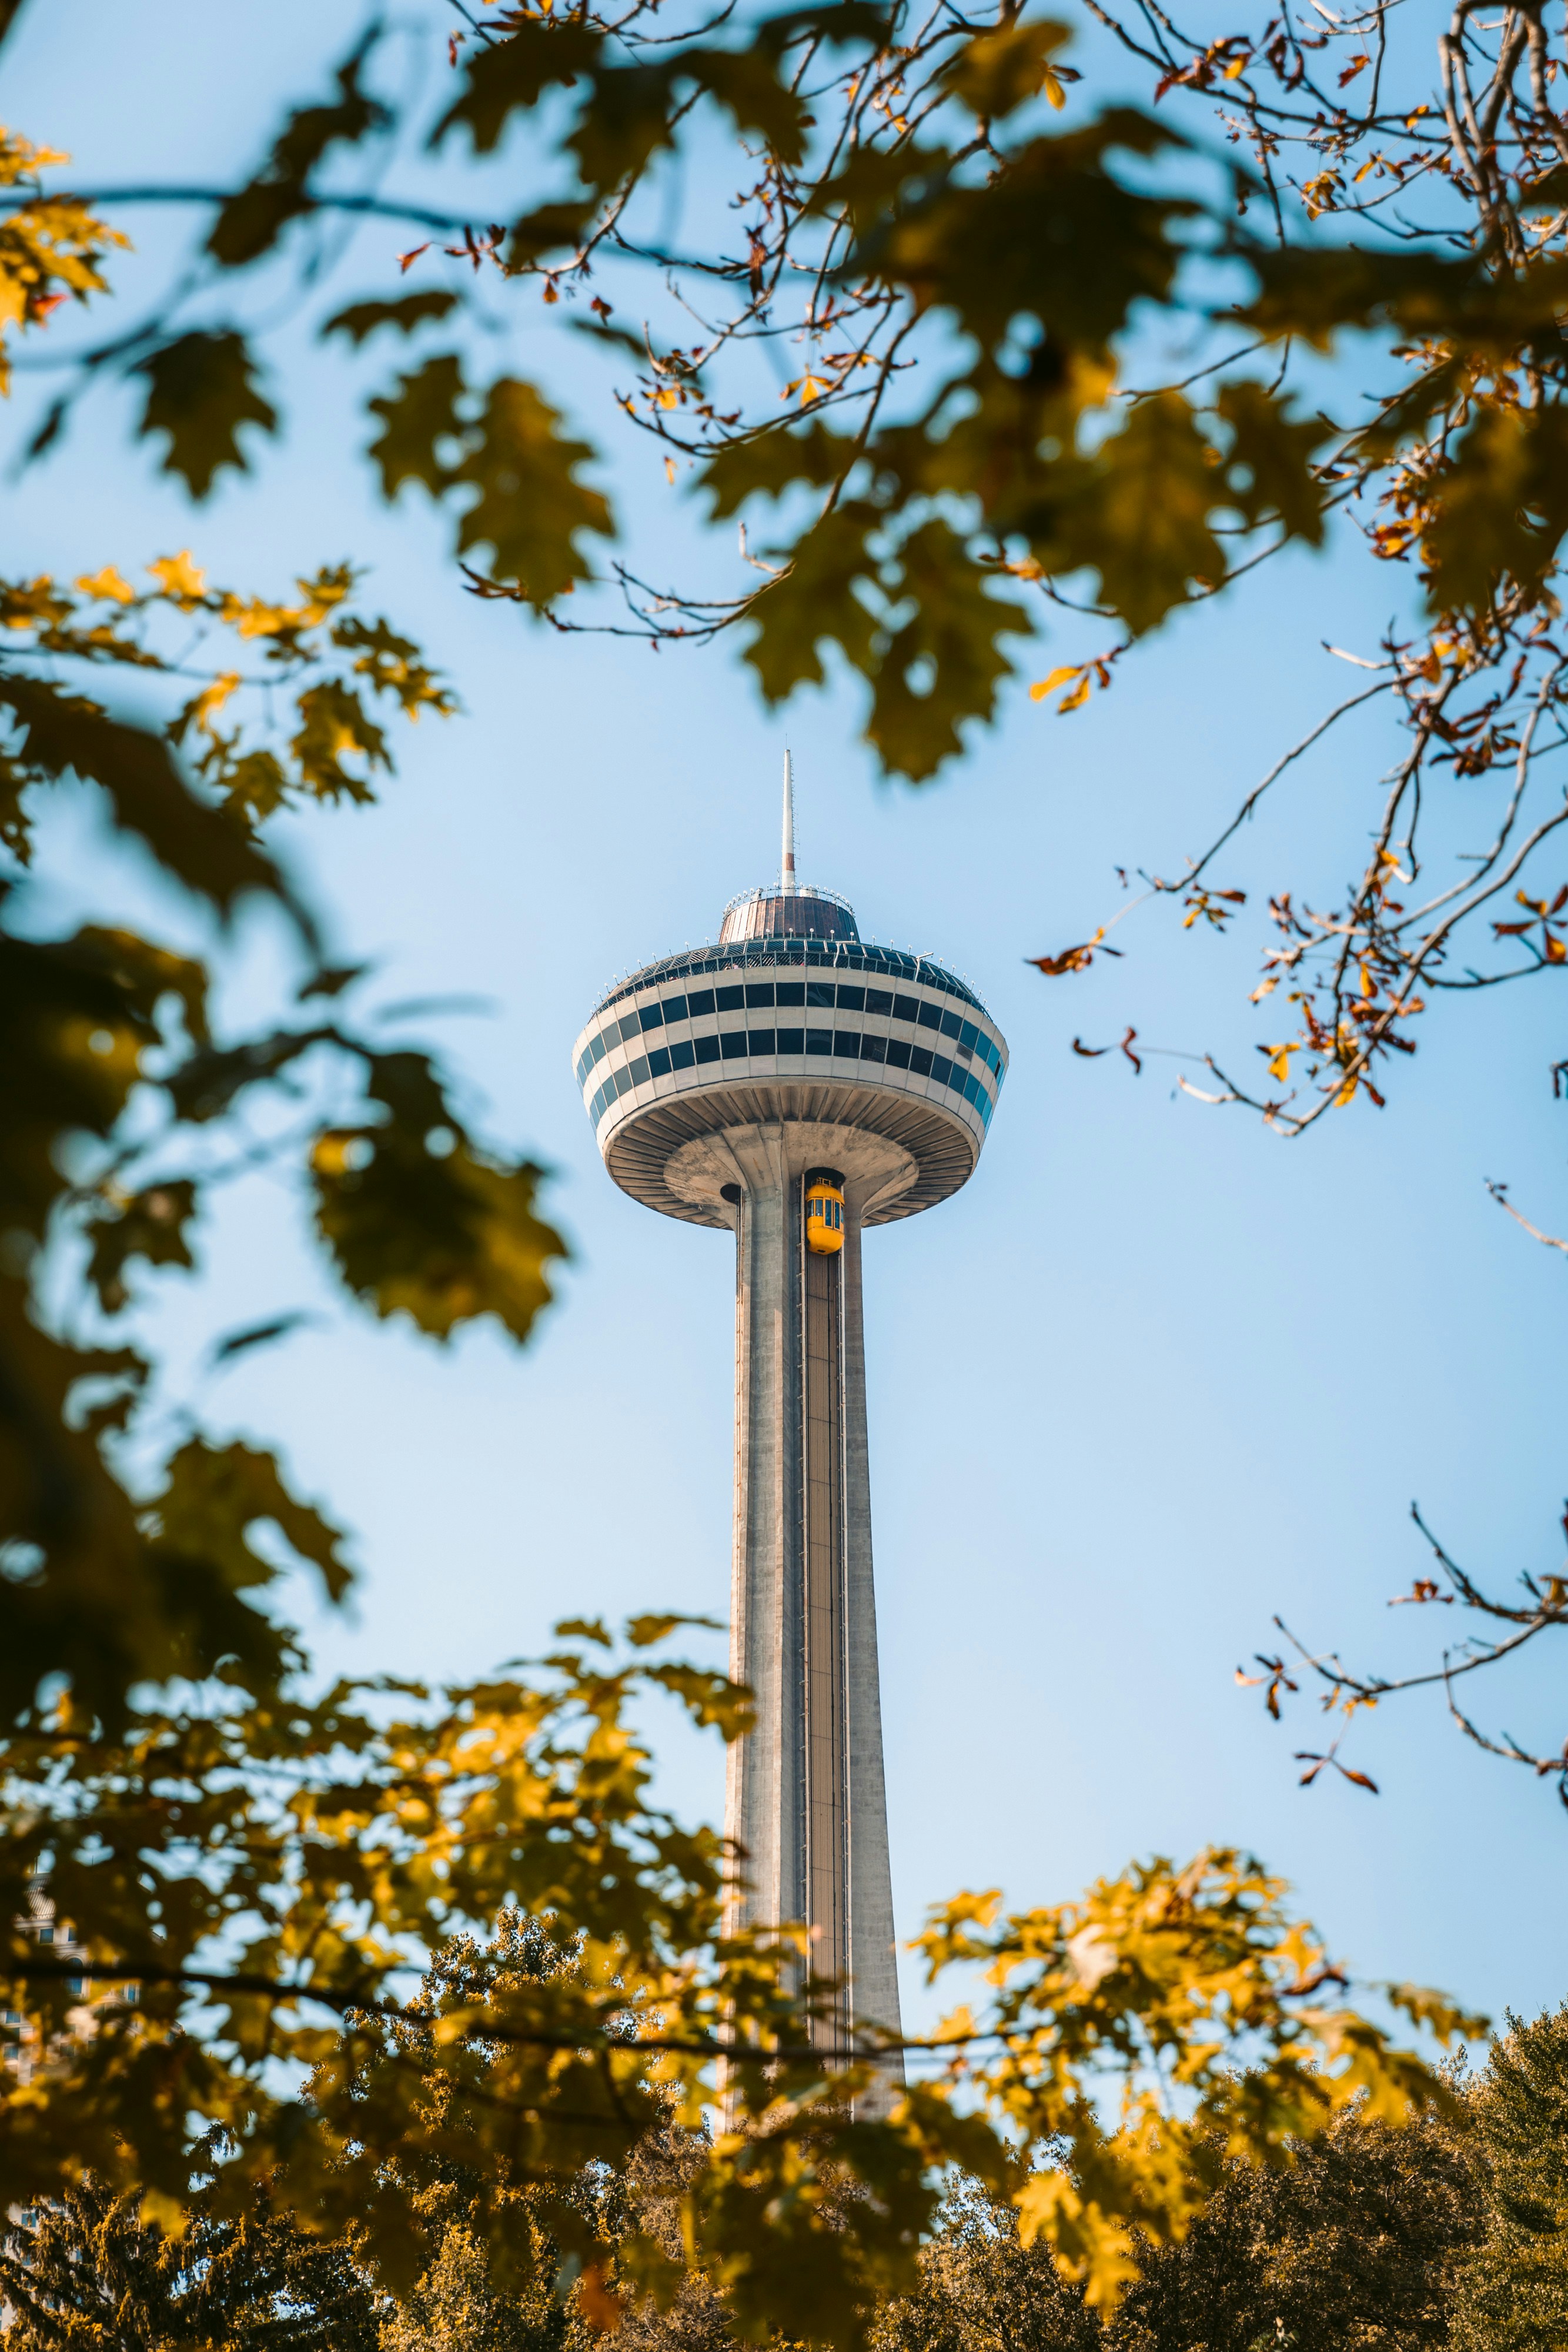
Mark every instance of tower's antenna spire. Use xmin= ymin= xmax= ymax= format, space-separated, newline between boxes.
xmin=781 ymin=747 xmax=797 ymax=891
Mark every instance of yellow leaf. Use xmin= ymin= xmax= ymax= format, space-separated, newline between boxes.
xmin=1042 ymin=68 xmax=1065 ymax=106
xmin=664 ymin=456 xmax=676 ymax=484
xmin=1030 ymin=666 xmax=1082 ymax=701
xmin=189 ymin=670 xmax=239 ymax=739
xmin=1334 ymin=1074 xmax=1359 ymax=1107
xmin=146 ymin=551 xmax=208 ymax=608
xmin=1266 ymin=1043 xmax=1296 ymax=1081
xmin=138 ymin=2188 xmax=190 ymax=2239
xmin=75 ymin=566 xmax=135 ymax=605
xmin=1058 ymin=672 xmax=1093 ymax=712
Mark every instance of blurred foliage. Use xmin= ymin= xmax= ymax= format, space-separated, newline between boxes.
xmin=6 ymin=0 xmax=1568 ymax=1098
xmin=1452 ymin=2000 xmax=1568 ymax=2351
xmin=0 ymin=2169 xmax=383 ymax=2352
xmin=0 ymin=19 xmax=1507 ymax=2346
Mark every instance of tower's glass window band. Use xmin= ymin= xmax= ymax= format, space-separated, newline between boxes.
xmin=585 ymin=1024 xmax=999 ymax=1134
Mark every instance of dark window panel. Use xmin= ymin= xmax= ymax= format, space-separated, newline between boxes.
xmin=663 ymin=994 xmax=688 ymax=1022
xmin=687 ymin=988 xmax=716 ymax=1015
xmin=891 ymin=994 xmax=920 ymax=1024
xmin=694 ymin=1034 xmax=721 ymax=1064
xmin=807 ymin=980 xmax=836 ymax=1007
xmin=957 ymin=1043 xmax=974 ymax=1063
xmin=775 ymin=981 xmax=805 ymax=1006
xmin=834 ymin=1031 xmax=861 ymax=1058
xmin=865 ymin=987 xmax=893 ymax=1015
xmin=717 ymin=984 xmax=745 ymax=1011
xmin=745 ymin=983 xmax=775 ymax=1008
xmin=617 ymin=1013 xmax=642 ymax=1045
xmin=628 ymin=1055 xmax=651 ymax=1086
xmin=720 ymin=1031 xmax=747 ymax=1060
xmin=931 ymin=1053 xmax=952 ymax=1083
xmin=885 ymin=1037 xmax=912 ymax=1069
xmin=748 ymin=1028 xmax=775 ymax=1054
xmin=836 ymin=984 xmax=866 ymax=1011
xmin=590 ymin=1032 xmax=607 ymax=1065
xmin=860 ymin=1034 xmax=887 ymax=1063
xmin=777 ymin=1027 xmax=804 ymax=1054
xmin=575 ymin=1050 xmax=591 ymax=1087
xmin=917 ymin=1001 xmax=942 ymax=1030
xmin=648 ymin=1047 xmax=672 ymax=1079
xmin=959 ymin=1019 xmax=978 ymax=1051
xmin=639 ymin=1003 xmax=664 ymax=1032
xmin=910 ymin=1045 xmax=934 ymax=1076
xmin=669 ymin=1040 xmax=696 ymax=1071
xmin=940 ymin=1008 xmax=962 ymax=1040
xmin=806 ymin=1028 xmax=832 ymax=1054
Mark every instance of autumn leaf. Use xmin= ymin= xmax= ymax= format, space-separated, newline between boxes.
xmin=133 ymin=333 xmax=279 ymax=500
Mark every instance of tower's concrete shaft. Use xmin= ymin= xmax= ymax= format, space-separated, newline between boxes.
xmin=571 ymin=855 xmax=1008 ymax=2093
xmin=725 ymin=1127 xmax=901 ymax=2062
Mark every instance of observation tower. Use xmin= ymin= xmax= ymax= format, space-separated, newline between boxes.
xmin=571 ymin=759 xmax=1008 ymax=2087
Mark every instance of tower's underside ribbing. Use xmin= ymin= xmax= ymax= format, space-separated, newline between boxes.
xmin=573 ymin=876 xmax=1008 ymax=2102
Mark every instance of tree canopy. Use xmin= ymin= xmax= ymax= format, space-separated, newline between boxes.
xmin=0 ymin=1 xmax=1534 ymax=2340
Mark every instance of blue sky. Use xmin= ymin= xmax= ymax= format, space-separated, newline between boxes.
xmin=8 ymin=0 xmax=1568 ymax=2050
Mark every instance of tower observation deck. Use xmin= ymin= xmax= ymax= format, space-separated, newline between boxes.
xmin=571 ymin=758 xmax=1008 ymax=2093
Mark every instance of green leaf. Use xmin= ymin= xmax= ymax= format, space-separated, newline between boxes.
xmin=0 ymin=674 xmax=285 ymax=917
xmin=322 ymin=290 xmax=460 ymax=346
xmin=432 ymin=22 xmax=604 ymax=153
xmin=132 ymin=332 xmax=279 ymax=500
xmin=686 ymin=48 xmax=813 ymax=167
xmin=849 ymin=112 xmax=1192 ymax=356
xmin=1422 ymin=401 xmax=1568 ymax=613
xmin=451 ymin=376 xmax=613 ymax=605
xmin=370 ymin=358 xmax=613 ymax=604
xmin=1216 ymin=378 xmax=1330 ymax=544
xmin=366 ymin=353 xmax=464 ymax=500
xmin=209 ymin=44 xmax=387 ymax=268
xmin=866 ymin=519 xmax=1032 ymax=781
xmin=940 ymin=18 xmax=1071 ymax=119
xmin=307 ymin=1056 xmax=567 ymax=1342
xmin=740 ymin=502 xmax=881 ymax=700
xmin=1015 ymin=392 xmax=1227 ymax=634
xmin=567 ymin=62 xmax=683 ymax=195
xmin=312 ymin=1115 xmax=567 ymax=1345
xmin=505 ymin=201 xmax=599 ymax=267
xmin=1238 ymin=244 xmax=1487 ymax=351
xmin=330 ymin=615 xmax=459 ymax=723
xmin=84 ymin=1179 xmax=198 ymax=1315
xmin=149 ymin=1435 xmax=353 ymax=1606
xmin=698 ymin=420 xmax=860 ymax=518
xmin=289 ymin=680 xmax=390 ymax=803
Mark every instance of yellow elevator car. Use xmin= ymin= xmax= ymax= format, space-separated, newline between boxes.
xmin=804 ymin=1173 xmax=845 ymax=1255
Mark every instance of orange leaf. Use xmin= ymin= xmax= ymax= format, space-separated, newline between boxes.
xmin=577 ymin=2269 xmax=626 ymax=2334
